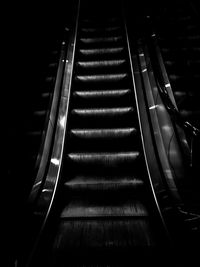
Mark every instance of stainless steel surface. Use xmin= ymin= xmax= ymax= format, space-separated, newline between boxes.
xmin=137 ymin=43 xmax=184 ymax=205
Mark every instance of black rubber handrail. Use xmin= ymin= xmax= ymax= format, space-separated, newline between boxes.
xmin=150 ymin=33 xmax=200 ymax=137
xmin=157 ymin=77 xmax=200 ymax=137
xmin=28 ymin=31 xmax=69 ymax=206
xmin=25 ymin=1 xmax=81 ymax=266
xmin=136 ymin=18 xmax=200 ymax=243
xmin=146 ymin=16 xmax=200 ymax=174
xmin=123 ymin=8 xmax=173 ymax=243
xmin=146 ymin=16 xmax=200 ymax=139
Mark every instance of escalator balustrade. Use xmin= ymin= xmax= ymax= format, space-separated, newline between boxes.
xmin=29 ymin=2 xmax=169 ymax=266
xmin=154 ymin=2 xmax=200 ymax=129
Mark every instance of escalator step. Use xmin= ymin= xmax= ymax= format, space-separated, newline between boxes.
xmin=65 ymin=175 xmax=144 ymax=193
xmin=80 ymin=36 xmax=123 ymax=45
xmin=79 ymin=47 xmax=125 ymax=57
xmin=33 ymin=110 xmax=46 ymax=116
xmin=80 ymin=26 xmax=121 ymax=35
xmin=75 ymin=73 xmax=128 ymax=83
xmin=70 ymin=108 xmax=136 ymax=128
xmin=26 ymin=3 xmax=171 ymax=265
xmin=53 ymin=218 xmax=155 ymax=250
xmin=67 ymin=152 xmax=140 ymax=169
xmin=71 ymin=107 xmax=134 ymax=117
xmin=180 ymin=109 xmax=200 ymax=118
xmin=81 ymin=26 xmax=120 ymax=31
xmin=60 ymin=199 xmax=148 ymax=218
xmin=73 ymin=88 xmax=131 ymax=98
xmin=76 ymin=59 xmax=126 ymax=69
xmin=70 ymin=127 xmax=137 ymax=139
xmin=72 ymin=89 xmax=132 ymax=107
xmin=69 ymin=127 xmax=139 ymax=151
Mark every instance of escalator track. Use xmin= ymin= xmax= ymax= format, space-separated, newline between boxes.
xmin=25 ymin=1 xmax=174 ymax=266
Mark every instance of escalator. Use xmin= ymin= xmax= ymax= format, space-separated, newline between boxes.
xmin=152 ymin=2 xmax=200 ymax=191
xmin=8 ymin=29 xmax=63 ymax=198
xmin=23 ymin=44 xmax=59 ymax=174
xmin=148 ymin=0 xmax=200 ymax=245
xmin=7 ymin=25 xmax=64 ymax=266
xmin=24 ymin=1 xmax=172 ymax=267
xmin=154 ymin=1 xmax=200 ymax=129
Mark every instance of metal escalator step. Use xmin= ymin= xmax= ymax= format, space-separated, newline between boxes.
xmin=169 ymin=74 xmax=186 ymax=85
xmin=75 ymin=73 xmax=128 ymax=83
xmin=176 ymin=34 xmax=200 ymax=41
xmin=76 ymin=59 xmax=126 ymax=69
xmin=65 ymin=175 xmax=144 ymax=193
xmin=33 ymin=110 xmax=46 ymax=116
xmin=54 ymin=218 xmax=155 ymax=250
xmin=72 ymin=89 xmax=132 ymax=107
xmin=186 ymin=35 xmax=200 ymax=41
xmin=69 ymin=127 xmax=139 ymax=151
xmin=174 ymin=91 xmax=187 ymax=104
xmin=73 ymin=88 xmax=131 ymax=98
xmin=180 ymin=109 xmax=200 ymax=118
xmin=48 ymin=62 xmax=57 ymax=68
xmin=70 ymin=107 xmax=135 ymax=127
xmin=45 ymin=76 xmax=55 ymax=83
xmin=80 ymin=36 xmax=123 ymax=44
xmin=71 ymin=107 xmax=134 ymax=118
xmin=81 ymin=26 xmax=121 ymax=33
xmin=169 ymin=15 xmax=192 ymax=23
xmin=60 ymin=199 xmax=148 ymax=218
xmin=174 ymin=91 xmax=187 ymax=97
xmin=47 ymin=62 xmax=58 ymax=74
xmin=164 ymin=60 xmax=176 ymax=67
xmin=67 ymin=152 xmax=140 ymax=168
xmin=41 ymin=92 xmax=51 ymax=98
xmin=79 ymin=47 xmax=125 ymax=57
xmin=70 ymin=127 xmax=137 ymax=139
xmin=185 ymin=24 xmax=198 ymax=32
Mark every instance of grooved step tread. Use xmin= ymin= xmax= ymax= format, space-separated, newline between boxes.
xmin=81 ymin=26 xmax=121 ymax=33
xmin=65 ymin=175 xmax=144 ymax=192
xmin=60 ymin=199 xmax=148 ymax=218
xmin=79 ymin=47 xmax=124 ymax=56
xmin=67 ymin=152 xmax=140 ymax=166
xmin=73 ymin=89 xmax=131 ymax=98
xmin=71 ymin=107 xmax=134 ymax=117
xmin=75 ymin=73 xmax=128 ymax=83
xmin=70 ymin=127 xmax=137 ymax=139
xmin=54 ymin=219 xmax=155 ymax=250
xmin=76 ymin=59 xmax=126 ymax=68
xmin=80 ymin=36 xmax=123 ymax=44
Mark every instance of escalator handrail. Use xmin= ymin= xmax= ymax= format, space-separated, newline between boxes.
xmin=137 ymin=40 xmax=184 ymax=205
xmin=28 ymin=35 xmax=68 ymax=205
xmin=123 ymin=10 xmax=173 ymax=243
xmin=146 ymin=16 xmax=200 ymax=138
xmin=25 ymin=1 xmax=81 ymax=266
